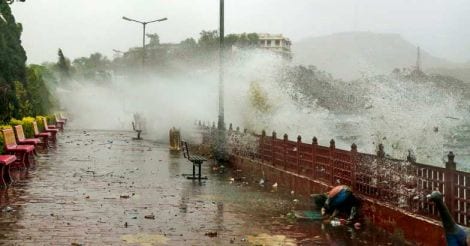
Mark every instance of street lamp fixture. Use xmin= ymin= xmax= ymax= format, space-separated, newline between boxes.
xmin=6 ymin=0 xmax=26 ymax=4
xmin=122 ymin=16 xmax=167 ymax=68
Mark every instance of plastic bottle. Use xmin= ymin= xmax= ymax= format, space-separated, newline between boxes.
xmin=330 ymin=219 xmax=341 ymax=226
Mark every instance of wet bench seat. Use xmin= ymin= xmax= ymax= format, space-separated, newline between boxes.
xmin=54 ymin=114 xmax=65 ymax=131
xmin=41 ymin=118 xmax=58 ymax=143
xmin=14 ymin=125 xmax=41 ymax=147
xmin=2 ymin=129 xmax=35 ymax=169
xmin=0 ymin=155 xmax=15 ymax=186
xmin=33 ymin=121 xmax=51 ymax=148
xmin=181 ymin=140 xmax=207 ymax=180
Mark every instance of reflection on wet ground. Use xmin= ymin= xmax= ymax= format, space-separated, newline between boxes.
xmin=0 ymin=129 xmax=406 ymax=245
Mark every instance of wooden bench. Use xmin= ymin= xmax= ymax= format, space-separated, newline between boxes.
xmin=59 ymin=113 xmax=68 ymax=124
xmin=2 ymin=129 xmax=35 ymax=169
xmin=0 ymin=155 xmax=15 ymax=187
xmin=41 ymin=118 xmax=58 ymax=143
xmin=14 ymin=125 xmax=41 ymax=150
xmin=181 ymin=140 xmax=207 ymax=180
xmin=33 ymin=121 xmax=51 ymax=148
xmin=54 ymin=114 xmax=65 ymax=131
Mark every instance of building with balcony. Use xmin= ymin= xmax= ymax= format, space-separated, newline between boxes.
xmin=257 ymin=33 xmax=292 ymax=59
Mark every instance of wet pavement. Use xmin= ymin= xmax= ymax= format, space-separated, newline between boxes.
xmin=0 ymin=129 xmax=406 ymax=245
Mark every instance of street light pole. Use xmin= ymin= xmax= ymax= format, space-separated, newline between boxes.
xmin=216 ymin=0 xmax=226 ymax=161
xmin=122 ymin=16 xmax=167 ymax=68
xmin=218 ymin=0 xmax=224 ymax=131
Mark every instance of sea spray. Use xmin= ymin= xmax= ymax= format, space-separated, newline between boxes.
xmin=55 ymin=49 xmax=470 ymax=166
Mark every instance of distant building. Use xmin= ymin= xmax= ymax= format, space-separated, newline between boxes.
xmin=257 ymin=33 xmax=292 ymax=59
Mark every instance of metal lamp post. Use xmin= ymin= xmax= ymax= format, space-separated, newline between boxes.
xmin=215 ymin=0 xmax=226 ymax=161
xmin=122 ymin=16 xmax=167 ymax=68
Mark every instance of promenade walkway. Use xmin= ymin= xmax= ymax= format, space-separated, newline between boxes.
xmin=0 ymin=129 xmax=401 ymax=245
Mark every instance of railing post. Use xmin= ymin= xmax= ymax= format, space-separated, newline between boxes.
xmin=377 ymin=143 xmax=385 ymax=158
xmin=211 ymin=122 xmax=216 ymax=146
xmin=261 ymin=130 xmax=266 ymax=163
xmin=283 ymin=133 xmax=288 ymax=170
xmin=445 ymin=151 xmax=456 ymax=220
xmin=297 ymin=135 xmax=302 ymax=174
xmin=376 ymin=143 xmax=385 ymax=194
xmin=272 ymin=131 xmax=276 ymax=166
xmin=351 ymin=143 xmax=358 ymax=189
xmin=312 ymin=137 xmax=318 ymax=179
xmin=330 ymin=139 xmax=336 ymax=186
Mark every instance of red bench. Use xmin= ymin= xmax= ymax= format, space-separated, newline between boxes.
xmin=41 ymin=118 xmax=58 ymax=143
xmin=14 ymin=125 xmax=41 ymax=148
xmin=2 ymin=129 xmax=35 ymax=169
xmin=59 ymin=113 xmax=68 ymax=124
xmin=33 ymin=121 xmax=51 ymax=148
xmin=0 ymin=155 xmax=14 ymax=187
xmin=54 ymin=114 xmax=65 ymax=131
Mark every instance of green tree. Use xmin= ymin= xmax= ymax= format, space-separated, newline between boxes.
xmin=13 ymin=80 xmax=31 ymax=116
xmin=0 ymin=1 xmax=27 ymax=121
xmin=26 ymin=65 xmax=56 ymax=115
xmin=56 ymin=48 xmax=71 ymax=81
xmin=146 ymin=33 xmax=160 ymax=48
xmin=72 ymin=52 xmax=110 ymax=81
xmin=198 ymin=30 xmax=219 ymax=50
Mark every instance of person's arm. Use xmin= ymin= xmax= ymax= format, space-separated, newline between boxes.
xmin=346 ymin=206 xmax=357 ymax=223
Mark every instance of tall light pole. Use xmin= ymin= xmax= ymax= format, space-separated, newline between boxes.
xmin=122 ymin=16 xmax=167 ymax=68
xmin=218 ymin=0 xmax=224 ymax=131
xmin=216 ymin=0 xmax=226 ymax=161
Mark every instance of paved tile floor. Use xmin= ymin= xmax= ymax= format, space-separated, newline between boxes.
xmin=0 ymin=129 xmax=402 ymax=245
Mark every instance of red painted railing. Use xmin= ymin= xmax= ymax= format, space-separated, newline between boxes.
xmin=197 ymin=121 xmax=469 ymax=226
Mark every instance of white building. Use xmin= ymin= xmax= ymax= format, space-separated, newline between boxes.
xmin=257 ymin=33 xmax=292 ymax=58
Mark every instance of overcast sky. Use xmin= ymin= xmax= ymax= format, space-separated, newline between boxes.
xmin=11 ymin=0 xmax=470 ymax=64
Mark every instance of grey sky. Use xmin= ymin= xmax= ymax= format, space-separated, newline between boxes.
xmin=11 ymin=0 xmax=470 ymax=64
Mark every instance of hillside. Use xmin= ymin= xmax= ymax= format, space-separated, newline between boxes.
xmin=292 ymin=32 xmax=458 ymax=81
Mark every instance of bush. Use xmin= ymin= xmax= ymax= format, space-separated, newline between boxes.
xmin=21 ymin=117 xmax=36 ymax=138
xmin=46 ymin=115 xmax=56 ymax=125
xmin=35 ymin=116 xmax=46 ymax=132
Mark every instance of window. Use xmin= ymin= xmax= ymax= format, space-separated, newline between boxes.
xmin=267 ymin=40 xmax=271 ymax=46
xmin=275 ymin=40 xmax=280 ymax=46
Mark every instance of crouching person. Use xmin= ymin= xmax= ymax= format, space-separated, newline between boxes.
xmin=312 ymin=185 xmax=361 ymax=225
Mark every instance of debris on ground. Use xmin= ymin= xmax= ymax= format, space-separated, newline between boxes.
xmin=120 ymin=195 xmax=130 ymax=199
xmin=205 ymin=231 xmax=218 ymax=237
xmin=144 ymin=214 xmax=155 ymax=220
xmin=2 ymin=206 xmax=14 ymax=213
